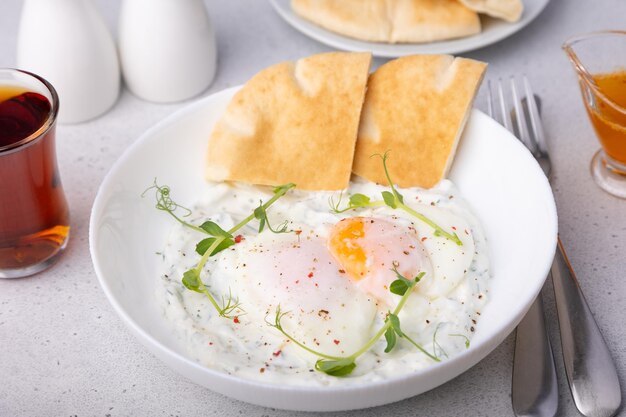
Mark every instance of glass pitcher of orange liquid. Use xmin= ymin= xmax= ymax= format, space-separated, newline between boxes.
xmin=564 ymin=31 xmax=626 ymax=198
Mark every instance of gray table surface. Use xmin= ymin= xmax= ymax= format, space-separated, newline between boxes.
xmin=1 ymin=1 xmax=625 ymax=416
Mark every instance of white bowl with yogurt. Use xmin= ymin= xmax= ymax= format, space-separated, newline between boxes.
xmin=89 ymin=87 xmax=557 ymax=411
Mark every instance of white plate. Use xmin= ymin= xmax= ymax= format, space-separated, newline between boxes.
xmin=270 ymin=0 xmax=551 ymax=57
xmin=89 ymin=87 xmax=557 ymax=411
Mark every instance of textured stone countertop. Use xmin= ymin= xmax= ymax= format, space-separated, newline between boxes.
xmin=1 ymin=1 xmax=625 ymax=416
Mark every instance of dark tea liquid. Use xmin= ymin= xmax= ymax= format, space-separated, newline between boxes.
xmin=0 ymin=86 xmax=69 ymax=273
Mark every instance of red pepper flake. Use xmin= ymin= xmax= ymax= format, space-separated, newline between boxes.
xmin=308 ymin=272 xmax=314 ymax=278
xmin=234 ymin=235 xmax=244 ymax=243
xmin=315 ymin=283 xmax=319 ymax=287
xmin=295 ymin=229 xmax=302 ymax=235
xmin=295 ymin=280 xmax=300 ymax=284
xmin=421 ymin=237 xmax=428 ymax=242
xmin=333 ymin=339 xmax=340 ymax=345
xmin=208 ymin=342 xmax=213 ymax=346
xmin=233 ymin=316 xmax=240 ymax=324
xmin=273 ymin=350 xmax=282 ymax=357
xmin=451 ymin=226 xmax=457 ymax=231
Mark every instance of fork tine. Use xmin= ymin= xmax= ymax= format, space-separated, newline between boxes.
xmin=487 ymin=80 xmax=494 ymax=119
xmin=523 ymin=76 xmax=548 ymax=154
xmin=511 ymin=77 xmax=537 ymax=153
xmin=497 ymin=79 xmax=512 ymax=131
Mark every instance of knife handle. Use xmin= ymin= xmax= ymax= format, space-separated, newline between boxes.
xmin=552 ymin=237 xmax=621 ymax=417
xmin=512 ymin=294 xmax=559 ymax=417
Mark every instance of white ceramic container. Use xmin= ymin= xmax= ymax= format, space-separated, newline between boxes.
xmin=17 ymin=0 xmax=121 ymax=124
xmin=118 ymin=0 xmax=217 ymax=103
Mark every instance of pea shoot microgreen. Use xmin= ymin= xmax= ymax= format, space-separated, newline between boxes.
xmin=432 ymin=323 xmax=449 ymax=359
xmin=146 ymin=176 xmax=469 ymax=377
xmin=329 ymin=152 xmax=462 ymax=246
xmin=267 ymin=269 xmax=438 ymax=377
xmin=449 ymin=333 xmax=471 ymax=349
xmin=142 ymin=180 xmax=206 ymax=234
xmin=254 ymin=202 xmax=290 ymax=234
xmin=145 ymin=180 xmax=296 ymax=318
xmin=432 ymin=324 xmax=471 ymax=360
xmin=329 ymin=192 xmax=383 ymax=214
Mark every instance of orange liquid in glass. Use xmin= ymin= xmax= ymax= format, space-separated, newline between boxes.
xmin=587 ymin=71 xmax=626 ymax=165
xmin=0 ymin=86 xmax=70 ymax=271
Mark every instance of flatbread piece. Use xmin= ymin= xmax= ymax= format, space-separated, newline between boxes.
xmin=458 ymin=0 xmax=523 ymax=22
xmin=352 ymin=54 xmax=487 ymax=188
xmin=206 ymin=52 xmax=371 ymax=190
xmin=291 ymin=0 xmax=481 ymax=43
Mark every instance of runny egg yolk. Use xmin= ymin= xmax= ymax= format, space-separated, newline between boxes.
xmin=326 ymin=217 xmax=368 ymax=280
xmin=327 ymin=217 xmax=433 ymax=306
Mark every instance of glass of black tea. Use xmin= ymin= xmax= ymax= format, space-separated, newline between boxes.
xmin=0 ymin=69 xmax=70 ymax=278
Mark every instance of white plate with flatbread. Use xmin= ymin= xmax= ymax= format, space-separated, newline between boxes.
xmin=270 ymin=0 xmax=551 ymax=57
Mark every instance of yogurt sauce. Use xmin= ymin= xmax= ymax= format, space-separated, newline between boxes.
xmin=156 ymin=179 xmax=490 ymax=386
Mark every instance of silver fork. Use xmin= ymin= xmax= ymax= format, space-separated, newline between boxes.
xmin=488 ymin=77 xmax=622 ymax=417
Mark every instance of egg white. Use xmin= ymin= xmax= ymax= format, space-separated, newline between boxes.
xmin=217 ymin=227 xmax=378 ymax=359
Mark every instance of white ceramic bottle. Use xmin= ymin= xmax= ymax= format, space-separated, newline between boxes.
xmin=17 ymin=0 xmax=121 ymax=124
xmin=118 ymin=0 xmax=217 ymax=103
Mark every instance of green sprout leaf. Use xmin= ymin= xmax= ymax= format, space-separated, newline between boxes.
xmin=389 ymin=267 xmax=424 ymax=296
xmin=200 ymin=221 xmax=233 ymax=238
xmin=384 ymin=326 xmax=397 ymax=353
xmin=381 ymin=191 xmax=397 ymax=209
xmin=253 ymin=205 xmax=267 ymax=232
xmin=387 ymin=313 xmax=403 ymax=337
xmin=384 ymin=313 xmax=407 ymax=354
xmin=349 ymin=193 xmax=371 ymax=206
xmin=315 ymin=358 xmax=356 ymax=377
xmin=329 ymin=191 xmax=378 ymax=213
xmin=182 ymin=269 xmax=202 ymax=293
xmin=390 ymin=279 xmax=410 ymax=296
xmin=195 ymin=237 xmax=235 ymax=256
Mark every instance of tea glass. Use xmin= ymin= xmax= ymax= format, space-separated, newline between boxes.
xmin=0 ymin=69 xmax=70 ymax=278
xmin=564 ymin=31 xmax=626 ymax=199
